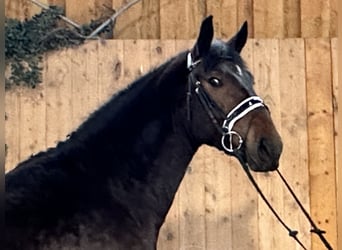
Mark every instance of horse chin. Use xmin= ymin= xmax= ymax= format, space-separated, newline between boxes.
xmin=235 ymin=148 xmax=279 ymax=172
xmin=247 ymin=157 xmax=279 ymax=172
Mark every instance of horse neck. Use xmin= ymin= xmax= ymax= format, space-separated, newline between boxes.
xmin=143 ymin=126 xmax=199 ymax=222
xmin=107 ymin=52 xmax=200 ymax=229
xmin=69 ymin=51 xmax=200 ymax=228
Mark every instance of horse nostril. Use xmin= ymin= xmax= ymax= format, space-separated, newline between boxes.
xmin=257 ymin=137 xmax=282 ymax=169
xmin=258 ymin=138 xmax=272 ymax=160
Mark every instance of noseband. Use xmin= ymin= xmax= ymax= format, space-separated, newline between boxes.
xmin=186 ymin=52 xmax=333 ymax=250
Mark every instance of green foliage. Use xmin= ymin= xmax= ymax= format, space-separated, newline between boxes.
xmin=6 ymin=7 xmax=63 ymax=89
xmin=5 ymin=6 xmax=113 ymax=89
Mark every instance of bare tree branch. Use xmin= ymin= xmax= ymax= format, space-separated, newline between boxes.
xmin=30 ymin=0 xmax=82 ymax=29
xmin=86 ymin=0 xmax=141 ymax=39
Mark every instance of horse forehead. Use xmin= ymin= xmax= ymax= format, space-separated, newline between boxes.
xmin=209 ymin=40 xmax=233 ymax=59
xmin=207 ymin=40 xmax=244 ymax=68
xmin=208 ymin=40 xmax=255 ymax=95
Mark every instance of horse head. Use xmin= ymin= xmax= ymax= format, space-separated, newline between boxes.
xmin=187 ymin=16 xmax=283 ymax=172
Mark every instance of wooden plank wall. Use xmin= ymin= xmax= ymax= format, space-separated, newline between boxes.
xmin=5 ymin=0 xmax=338 ymax=38
xmin=5 ymin=39 xmax=338 ymax=250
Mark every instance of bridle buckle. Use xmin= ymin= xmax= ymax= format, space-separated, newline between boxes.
xmin=221 ymin=130 xmax=243 ymax=153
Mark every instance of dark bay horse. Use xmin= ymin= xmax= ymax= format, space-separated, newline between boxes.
xmin=5 ymin=16 xmax=282 ymax=250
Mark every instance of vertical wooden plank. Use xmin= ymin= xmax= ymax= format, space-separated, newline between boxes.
xmin=179 ymin=148 xmax=206 ymax=250
xmin=237 ymin=0 xmax=254 ymax=38
xmin=301 ymin=0 xmax=332 ymax=37
xmin=305 ymin=38 xmax=337 ymax=249
xmin=204 ymin=147 xmax=233 ymax=250
xmin=206 ymin=0 xmax=237 ymax=38
xmin=5 ymin=89 xmax=21 ymax=172
xmin=253 ymin=39 xmax=279 ymax=250
xmin=18 ymin=86 xmax=46 ymax=163
xmin=160 ymin=0 xmax=205 ymax=39
xmin=174 ymin=40 xmax=206 ymax=250
xmin=230 ymin=157 xmax=259 ymax=250
xmin=113 ymin=0 xmax=160 ymax=39
xmin=253 ymin=0 xmax=284 ymax=38
xmin=140 ymin=0 xmax=160 ymax=38
xmin=150 ymin=40 xmax=181 ymax=250
xmin=283 ymin=0 xmax=301 ymax=37
xmin=66 ymin=0 xmax=112 ymax=23
xmin=279 ymin=38 xmax=311 ymax=249
xmin=330 ymin=0 xmax=337 ymax=37
xmin=97 ymin=40 xmax=124 ymax=102
xmin=122 ymin=40 xmax=151 ymax=84
xmin=160 ymin=0 xmax=186 ymax=39
xmin=184 ymin=0 xmax=206 ymax=39
xmin=70 ymin=41 xmax=99 ymax=129
xmin=5 ymin=0 xmax=30 ymax=20
xmin=252 ymin=39 xmax=295 ymax=250
xmin=149 ymin=40 xmax=176 ymax=68
xmin=112 ymin=0 xmax=142 ymax=38
xmin=44 ymin=48 xmax=73 ymax=149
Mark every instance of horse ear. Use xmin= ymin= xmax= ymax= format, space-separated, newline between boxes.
xmin=192 ymin=15 xmax=214 ymax=60
xmin=227 ymin=21 xmax=248 ymax=53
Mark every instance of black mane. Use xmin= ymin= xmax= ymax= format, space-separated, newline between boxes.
xmin=11 ymin=51 xmax=189 ymax=178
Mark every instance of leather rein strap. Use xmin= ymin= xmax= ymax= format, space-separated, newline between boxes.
xmin=235 ymin=154 xmax=333 ymax=250
xmin=186 ymin=52 xmax=333 ymax=250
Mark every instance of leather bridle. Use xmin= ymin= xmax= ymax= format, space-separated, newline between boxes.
xmin=186 ymin=52 xmax=333 ymax=250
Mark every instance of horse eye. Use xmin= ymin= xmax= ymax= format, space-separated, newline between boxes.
xmin=208 ymin=77 xmax=222 ymax=87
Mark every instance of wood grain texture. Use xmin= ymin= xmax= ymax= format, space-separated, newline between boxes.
xmin=253 ymin=0 xmax=284 ymax=37
xmin=154 ymin=40 xmax=180 ymax=250
xmin=160 ymin=0 xmax=206 ymax=39
xmin=18 ymin=86 xmax=46 ymax=163
xmin=97 ymin=40 xmax=125 ymax=101
xmin=5 ymin=0 xmax=338 ymax=38
xmin=331 ymin=38 xmax=338 ymax=168
xmin=113 ymin=0 xmax=160 ymax=39
xmin=279 ymin=38 xmax=311 ymax=249
xmin=237 ymin=0 xmax=254 ymax=39
xmin=5 ymin=89 xmax=21 ymax=172
xmin=283 ymin=0 xmax=301 ymax=37
xmin=66 ymin=0 xmax=111 ymax=23
xmin=206 ymin=0 xmax=237 ymax=38
xmin=70 ymin=42 xmax=100 ymax=127
xmin=301 ymin=0 xmax=333 ymax=37
xmin=5 ymin=0 xmax=34 ymax=20
xmin=203 ymin=148 xmax=234 ymax=250
xmin=44 ymin=48 xmax=73 ymax=149
xmin=4 ymin=39 xmax=338 ymax=249
xmin=252 ymin=39 xmax=290 ymax=250
xmin=305 ymin=38 xmax=337 ymax=249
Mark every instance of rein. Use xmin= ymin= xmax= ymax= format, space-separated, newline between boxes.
xmin=186 ymin=52 xmax=333 ymax=250
xmin=235 ymin=154 xmax=333 ymax=250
